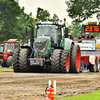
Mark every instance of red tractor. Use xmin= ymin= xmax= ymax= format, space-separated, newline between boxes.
xmin=0 ymin=44 xmax=4 ymax=65
xmin=0 ymin=39 xmax=20 ymax=67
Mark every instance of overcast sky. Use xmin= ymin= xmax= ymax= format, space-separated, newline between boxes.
xmin=19 ymin=0 xmax=98 ymax=25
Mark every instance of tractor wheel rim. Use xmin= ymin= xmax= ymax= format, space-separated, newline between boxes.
xmin=66 ymin=54 xmax=69 ymax=71
xmin=76 ymin=48 xmax=80 ymax=71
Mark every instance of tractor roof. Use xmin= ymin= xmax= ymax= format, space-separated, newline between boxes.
xmin=5 ymin=39 xmax=20 ymax=43
xmin=36 ymin=21 xmax=64 ymax=26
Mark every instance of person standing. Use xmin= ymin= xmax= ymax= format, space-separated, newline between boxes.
xmin=69 ymin=31 xmax=73 ymax=40
xmin=78 ymin=32 xmax=85 ymax=43
xmin=87 ymin=32 xmax=94 ymax=39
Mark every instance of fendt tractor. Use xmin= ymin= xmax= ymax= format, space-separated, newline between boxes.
xmin=12 ymin=18 xmax=81 ymax=73
xmin=75 ymin=21 xmax=100 ymax=72
xmin=0 ymin=39 xmax=20 ymax=67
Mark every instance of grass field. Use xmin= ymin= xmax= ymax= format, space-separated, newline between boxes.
xmin=56 ymin=89 xmax=100 ymax=100
xmin=0 ymin=66 xmax=13 ymax=71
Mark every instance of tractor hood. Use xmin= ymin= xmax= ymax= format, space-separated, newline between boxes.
xmin=34 ymin=36 xmax=51 ymax=52
xmin=35 ymin=38 xmax=48 ymax=44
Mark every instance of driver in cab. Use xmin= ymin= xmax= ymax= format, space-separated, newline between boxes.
xmin=87 ymin=32 xmax=95 ymax=39
xmin=46 ymin=27 xmax=54 ymax=37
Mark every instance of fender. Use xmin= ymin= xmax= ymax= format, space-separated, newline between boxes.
xmin=63 ymin=38 xmax=74 ymax=50
xmin=21 ymin=46 xmax=32 ymax=51
xmin=21 ymin=46 xmax=33 ymax=57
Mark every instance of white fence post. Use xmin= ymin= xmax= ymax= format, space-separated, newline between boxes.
xmin=53 ymin=80 xmax=56 ymax=94
xmin=48 ymin=80 xmax=51 ymax=87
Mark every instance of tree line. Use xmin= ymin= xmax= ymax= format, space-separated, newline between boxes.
xmin=0 ymin=0 xmax=99 ymax=42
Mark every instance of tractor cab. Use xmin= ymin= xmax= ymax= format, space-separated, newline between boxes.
xmin=35 ymin=21 xmax=64 ymax=48
xmin=0 ymin=39 xmax=20 ymax=67
xmin=0 ymin=44 xmax=4 ymax=52
xmin=4 ymin=41 xmax=19 ymax=52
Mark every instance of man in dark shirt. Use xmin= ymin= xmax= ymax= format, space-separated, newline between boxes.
xmin=78 ymin=32 xmax=85 ymax=43
xmin=87 ymin=32 xmax=94 ymax=39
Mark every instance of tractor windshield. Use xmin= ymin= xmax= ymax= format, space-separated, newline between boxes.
xmin=0 ymin=45 xmax=3 ymax=52
xmin=4 ymin=43 xmax=19 ymax=52
xmin=37 ymin=25 xmax=57 ymax=43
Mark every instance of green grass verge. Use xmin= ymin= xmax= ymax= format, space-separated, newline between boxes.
xmin=55 ymin=89 xmax=100 ymax=100
xmin=0 ymin=66 xmax=13 ymax=71
xmin=0 ymin=66 xmax=2 ymax=68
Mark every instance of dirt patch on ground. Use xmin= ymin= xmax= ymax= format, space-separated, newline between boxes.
xmin=0 ymin=72 xmax=100 ymax=100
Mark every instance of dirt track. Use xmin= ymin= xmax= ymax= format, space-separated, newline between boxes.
xmin=0 ymin=72 xmax=100 ymax=100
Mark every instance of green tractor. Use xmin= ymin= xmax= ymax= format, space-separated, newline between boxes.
xmin=12 ymin=18 xmax=81 ymax=73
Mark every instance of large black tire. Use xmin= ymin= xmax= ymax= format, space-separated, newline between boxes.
xmin=12 ymin=48 xmax=20 ymax=72
xmin=60 ymin=50 xmax=70 ymax=73
xmin=89 ymin=58 xmax=98 ymax=72
xmin=50 ymin=49 xmax=62 ymax=73
xmin=19 ymin=49 xmax=31 ymax=72
xmin=7 ymin=56 xmax=12 ymax=67
xmin=96 ymin=57 xmax=99 ymax=72
xmin=70 ymin=43 xmax=74 ymax=72
xmin=1 ymin=62 xmax=7 ymax=67
xmin=97 ymin=57 xmax=100 ymax=72
xmin=89 ymin=64 xmax=96 ymax=72
xmin=70 ymin=45 xmax=81 ymax=73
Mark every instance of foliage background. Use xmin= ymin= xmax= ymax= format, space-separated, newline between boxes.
xmin=0 ymin=0 xmax=99 ymax=43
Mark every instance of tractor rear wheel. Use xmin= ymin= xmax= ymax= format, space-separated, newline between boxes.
xmin=89 ymin=64 xmax=96 ymax=72
xmin=60 ymin=50 xmax=70 ymax=73
xmin=19 ymin=48 xmax=31 ymax=72
xmin=50 ymin=49 xmax=62 ymax=73
xmin=12 ymin=48 xmax=20 ymax=72
xmin=7 ymin=56 xmax=12 ymax=67
xmin=70 ymin=45 xmax=81 ymax=73
xmin=96 ymin=57 xmax=99 ymax=72
xmin=97 ymin=57 xmax=100 ymax=72
xmin=89 ymin=58 xmax=98 ymax=72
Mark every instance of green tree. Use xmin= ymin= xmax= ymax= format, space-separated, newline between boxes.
xmin=50 ymin=13 xmax=62 ymax=22
xmin=12 ymin=12 xmax=36 ymax=42
xmin=0 ymin=0 xmax=36 ymax=42
xmin=36 ymin=7 xmax=62 ymax=22
xmin=36 ymin=7 xmax=50 ymax=21
xmin=0 ymin=0 xmax=23 ymax=41
xmin=68 ymin=22 xmax=83 ymax=36
xmin=66 ymin=0 xmax=100 ymax=22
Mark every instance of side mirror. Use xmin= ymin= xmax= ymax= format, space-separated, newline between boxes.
xmin=64 ymin=28 xmax=68 ymax=38
xmin=23 ymin=27 xmax=27 ymax=35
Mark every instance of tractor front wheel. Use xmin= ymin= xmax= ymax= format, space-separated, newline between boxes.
xmin=19 ymin=49 xmax=31 ymax=72
xmin=7 ymin=56 xmax=12 ymax=67
xmin=1 ymin=62 xmax=7 ymax=67
xmin=12 ymin=48 xmax=20 ymax=72
xmin=50 ymin=49 xmax=62 ymax=73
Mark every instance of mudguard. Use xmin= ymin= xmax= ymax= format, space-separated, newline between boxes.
xmin=63 ymin=38 xmax=74 ymax=50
